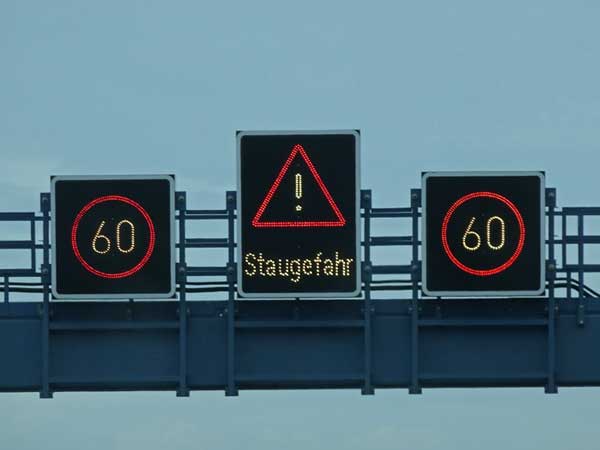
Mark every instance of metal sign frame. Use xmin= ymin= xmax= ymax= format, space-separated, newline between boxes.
xmin=421 ymin=171 xmax=546 ymax=297
xmin=236 ymin=130 xmax=361 ymax=298
xmin=51 ymin=174 xmax=176 ymax=300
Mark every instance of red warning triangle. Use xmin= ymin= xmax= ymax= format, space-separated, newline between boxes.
xmin=252 ymin=144 xmax=346 ymax=228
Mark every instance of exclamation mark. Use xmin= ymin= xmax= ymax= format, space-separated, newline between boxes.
xmin=295 ymin=173 xmax=303 ymax=212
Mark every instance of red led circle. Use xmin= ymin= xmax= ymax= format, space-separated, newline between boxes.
xmin=441 ymin=191 xmax=525 ymax=277
xmin=71 ymin=195 xmax=156 ymax=279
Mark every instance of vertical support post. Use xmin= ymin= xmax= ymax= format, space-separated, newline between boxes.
xmin=562 ymin=212 xmax=571 ymax=299
xmin=361 ymin=190 xmax=374 ymax=395
xmin=545 ymin=188 xmax=557 ymax=394
xmin=40 ymin=193 xmax=52 ymax=398
xmin=225 ymin=191 xmax=238 ymax=396
xmin=30 ymin=217 xmax=36 ymax=272
xmin=577 ymin=212 xmax=585 ymax=327
xmin=409 ymin=189 xmax=422 ymax=394
xmin=561 ymin=212 xmax=567 ymax=269
xmin=3 ymin=275 xmax=8 ymax=304
xmin=176 ymin=191 xmax=190 ymax=397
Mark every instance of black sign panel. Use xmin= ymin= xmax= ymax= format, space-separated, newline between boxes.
xmin=51 ymin=175 xmax=175 ymax=299
xmin=422 ymin=172 xmax=545 ymax=296
xmin=237 ymin=131 xmax=360 ymax=297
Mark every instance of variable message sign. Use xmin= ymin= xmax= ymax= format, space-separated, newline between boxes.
xmin=237 ymin=130 xmax=360 ymax=297
xmin=422 ymin=171 xmax=545 ymax=296
xmin=51 ymin=175 xmax=175 ymax=299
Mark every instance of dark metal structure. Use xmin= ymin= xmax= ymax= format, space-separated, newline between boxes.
xmin=1 ymin=188 xmax=600 ymax=398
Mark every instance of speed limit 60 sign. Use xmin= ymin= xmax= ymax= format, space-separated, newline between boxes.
xmin=422 ymin=172 xmax=545 ymax=297
xmin=51 ymin=175 xmax=176 ymax=299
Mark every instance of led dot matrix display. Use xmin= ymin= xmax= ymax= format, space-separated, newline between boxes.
xmin=237 ymin=130 xmax=360 ymax=297
xmin=51 ymin=175 xmax=175 ymax=299
xmin=422 ymin=172 xmax=545 ymax=297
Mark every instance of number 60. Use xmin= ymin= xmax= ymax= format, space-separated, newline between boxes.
xmin=92 ymin=220 xmax=136 ymax=254
xmin=462 ymin=216 xmax=506 ymax=252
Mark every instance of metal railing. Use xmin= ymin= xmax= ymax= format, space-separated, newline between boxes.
xmin=1 ymin=187 xmax=600 ymax=396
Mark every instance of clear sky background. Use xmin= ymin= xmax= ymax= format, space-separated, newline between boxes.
xmin=1 ymin=1 xmax=599 ymax=449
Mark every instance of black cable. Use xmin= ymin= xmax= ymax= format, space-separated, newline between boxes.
xmin=2 ymin=277 xmax=600 ymax=297
xmin=1 ymin=287 xmax=44 ymax=293
xmin=370 ymin=279 xmax=412 ymax=285
xmin=2 ymin=281 xmax=44 ymax=286
xmin=369 ymin=285 xmax=414 ymax=291
xmin=553 ymin=278 xmax=599 ymax=298
xmin=186 ymin=287 xmax=230 ymax=293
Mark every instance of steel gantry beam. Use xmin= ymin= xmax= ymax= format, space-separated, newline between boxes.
xmin=2 ymin=188 xmax=600 ymax=397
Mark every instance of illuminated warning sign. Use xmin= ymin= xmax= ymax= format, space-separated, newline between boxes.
xmin=422 ymin=172 xmax=546 ymax=297
xmin=252 ymin=143 xmax=346 ymax=228
xmin=237 ymin=130 xmax=360 ymax=298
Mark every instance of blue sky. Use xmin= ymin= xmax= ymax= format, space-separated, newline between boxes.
xmin=1 ymin=1 xmax=600 ymax=449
